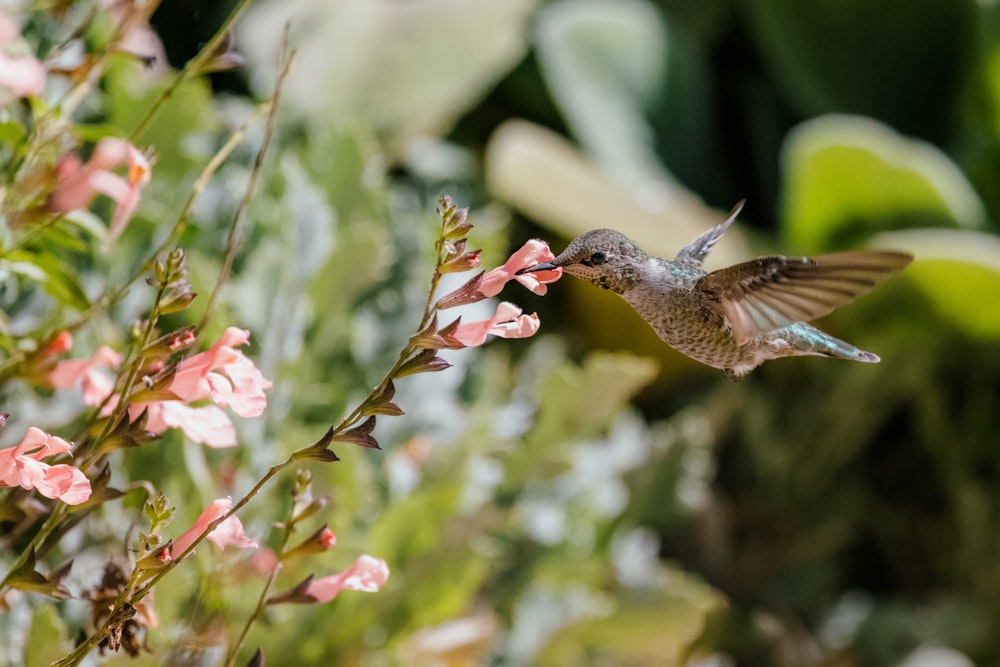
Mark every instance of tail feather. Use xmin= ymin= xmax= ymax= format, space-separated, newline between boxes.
xmin=781 ymin=322 xmax=880 ymax=363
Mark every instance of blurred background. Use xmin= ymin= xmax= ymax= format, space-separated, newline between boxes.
xmin=13 ymin=0 xmax=1000 ymax=665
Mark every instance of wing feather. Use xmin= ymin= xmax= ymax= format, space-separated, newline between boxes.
xmin=698 ymin=250 xmax=913 ymax=344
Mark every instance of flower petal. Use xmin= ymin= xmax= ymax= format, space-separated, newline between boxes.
xmin=479 ymin=240 xmax=562 ymax=297
xmin=303 ymin=555 xmax=390 ymax=603
xmin=452 ymin=302 xmax=542 ymax=347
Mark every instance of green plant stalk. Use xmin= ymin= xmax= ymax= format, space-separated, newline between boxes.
xmin=223 ymin=498 xmax=298 ymax=666
xmin=198 ymin=29 xmax=294 ymax=334
xmin=129 ymin=0 xmax=253 ymax=142
xmin=328 ymin=204 xmax=453 ymax=436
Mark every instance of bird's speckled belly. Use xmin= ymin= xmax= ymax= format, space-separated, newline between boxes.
xmin=623 ymin=287 xmax=749 ymax=370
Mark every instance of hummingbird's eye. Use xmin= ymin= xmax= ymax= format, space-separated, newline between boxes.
xmin=590 ymin=252 xmax=607 ymax=265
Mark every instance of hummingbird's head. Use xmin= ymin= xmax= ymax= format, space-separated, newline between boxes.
xmin=518 ymin=229 xmax=648 ymax=293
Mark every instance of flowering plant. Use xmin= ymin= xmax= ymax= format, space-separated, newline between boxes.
xmin=0 ymin=0 xmax=576 ymax=659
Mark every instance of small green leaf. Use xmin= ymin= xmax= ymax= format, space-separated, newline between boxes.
xmin=6 ymin=251 xmax=91 ymax=310
xmin=0 ymin=119 xmax=27 ymax=144
xmin=24 ymin=605 xmax=71 ymax=665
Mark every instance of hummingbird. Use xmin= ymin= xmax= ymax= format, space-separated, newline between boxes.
xmin=518 ymin=201 xmax=913 ymax=378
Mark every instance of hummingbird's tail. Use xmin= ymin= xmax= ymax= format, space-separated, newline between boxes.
xmin=781 ymin=322 xmax=880 ymax=363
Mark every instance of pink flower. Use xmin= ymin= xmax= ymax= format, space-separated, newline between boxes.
xmin=318 ymin=527 xmax=337 ymax=549
xmin=141 ymin=402 xmax=237 ymax=448
xmin=129 ymin=327 xmax=272 ymax=447
xmin=47 ymin=343 xmax=122 ymax=407
xmin=41 ymin=331 xmax=74 ymax=357
xmin=0 ymin=427 xmax=91 ymax=505
xmin=48 ymin=137 xmax=152 ymax=243
xmin=303 ymin=555 xmax=390 ymax=603
xmin=165 ymin=327 xmax=272 ymax=417
xmin=479 ymin=240 xmax=562 ymax=297
xmin=0 ymin=12 xmax=45 ymax=98
xmin=171 ymin=496 xmax=257 ymax=560
xmin=452 ymin=302 xmax=541 ymax=347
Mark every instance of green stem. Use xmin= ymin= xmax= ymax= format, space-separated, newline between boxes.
xmin=128 ymin=0 xmax=253 ymax=142
xmin=224 ymin=502 xmax=296 ymax=666
xmin=198 ymin=29 xmax=293 ymax=334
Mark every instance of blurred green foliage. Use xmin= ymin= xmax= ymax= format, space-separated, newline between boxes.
xmin=3 ymin=0 xmax=1000 ymax=665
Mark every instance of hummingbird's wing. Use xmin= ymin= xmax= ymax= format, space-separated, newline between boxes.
xmin=674 ymin=200 xmax=745 ymax=269
xmin=698 ymin=250 xmax=913 ymax=345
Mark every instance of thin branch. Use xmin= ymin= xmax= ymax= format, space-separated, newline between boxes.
xmin=198 ymin=25 xmax=295 ymax=333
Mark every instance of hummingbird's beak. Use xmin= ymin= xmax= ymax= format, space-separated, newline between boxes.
xmin=516 ymin=261 xmax=558 ymax=275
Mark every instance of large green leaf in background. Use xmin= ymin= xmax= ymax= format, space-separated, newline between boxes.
xmin=873 ymin=228 xmax=1000 ymax=340
xmin=533 ymin=0 xmax=716 ymax=195
xmin=782 ymin=115 xmax=987 ymax=253
xmin=781 ymin=114 xmax=1000 ymax=340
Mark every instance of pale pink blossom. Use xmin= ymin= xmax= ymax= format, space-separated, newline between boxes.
xmin=0 ymin=427 xmax=91 ymax=505
xmin=479 ymin=240 xmax=562 ymax=297
xmin=164 ymin=327 xmax=271 ymax=417
xmin=253 ymin=547 xmax=280 ymax=575
xmin=452 ymin=302 xmax=541 ymax=347
xmin=129 ymin=327 xmax=271 ymax=447
xmin=171 ymin=496 xmax=257 ymax=560
xmin=48 ymin=137 xmax=152 ymax=242
xmin=140 ymin=402 xmax=237 ymax=448
xmin=0 ymin=12 xmax=45 ymax=98
xmin=47 ymin=344 xmax=122 ymax=407
xmin=303 ymin=555 xmax=390 ymax=603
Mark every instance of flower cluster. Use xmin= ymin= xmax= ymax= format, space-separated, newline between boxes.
xmin=48 ymin=136 xmax=153 ymax=244
xmin=0 ymin=422 xmax=91 ymax=505
xmin=43 ymin=326 xmax=272 ymax=449
xmin=419 ymin=196 xmax=563 ymax=351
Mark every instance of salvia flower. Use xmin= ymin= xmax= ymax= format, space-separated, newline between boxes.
xmin=169 ymin=496 xmax=257 ymax=561
xmin=452 ymin=302 xmax=541 ymax=347
xmin=0 ymin=11 xmax=45 ymax=99
xmin=47 ymin=340 xmax=122 ymax=407
xmin=479 ymin=239 xmax=562 ymax=297
xmin=303 ymin=555 xmax=390 ymax=602
xmin=0 ymin=427 xmax=91 ymax=505
xmin=48 ymin=137 xmax=152 ymax=243
xmin=129 ymin=327 xmax=272 ymax=448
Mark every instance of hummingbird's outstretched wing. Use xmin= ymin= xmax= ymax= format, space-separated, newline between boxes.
xmin=698 ymin=250 xmax=913 ymax=345
xmin=674 ymin=200 xmax=746 ymax=269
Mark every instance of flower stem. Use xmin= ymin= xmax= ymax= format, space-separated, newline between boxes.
xmin=224 ymin=496 xmax=297 ymax=666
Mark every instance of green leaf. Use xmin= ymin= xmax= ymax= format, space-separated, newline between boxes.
xmin=6 ymin=251 xmax=91 ymax=310
xmin=531 ymin=351 xmax=659 ymax=446
xmin=781 ymin=115 xmax=986 ymax=253
xmin=61 ymin=208 xmax=110 ymax=244
xmin=0 ymin=119 xmax=27 ymax=144
xmin=24 ymin=605 xmax=71 ymax=665
xmin=239 ymin=0 xmax=538 ymax=145
xmin=873 ymin=228 xmax=1000 ymax=339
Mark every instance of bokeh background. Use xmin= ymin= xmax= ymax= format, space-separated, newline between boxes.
xmin=6 ymin=0 xmax=1000 ymax=665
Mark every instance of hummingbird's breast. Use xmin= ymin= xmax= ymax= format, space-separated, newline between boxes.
xmin=621 ymin=273 xmax=751 ymax=371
